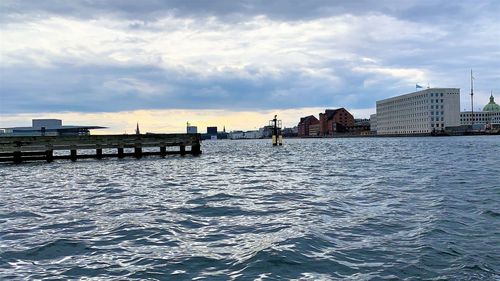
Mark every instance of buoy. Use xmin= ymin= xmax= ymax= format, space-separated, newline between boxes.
xmin=269 ymin=115 xmax=283 ymax=146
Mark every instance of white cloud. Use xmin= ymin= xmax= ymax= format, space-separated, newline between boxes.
xmin=0 ymin=13 xmax=444 ymax=77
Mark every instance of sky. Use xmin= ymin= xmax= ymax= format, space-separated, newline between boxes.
xmin=1 ymin=0 xmax=499 ymax=133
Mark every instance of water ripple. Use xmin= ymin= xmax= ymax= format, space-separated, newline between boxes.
xmin=1 ymin=136 xmax=499 ymax=280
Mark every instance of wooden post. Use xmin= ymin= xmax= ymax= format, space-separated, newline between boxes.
xmin=180 ymin=145 xmax=186 ymax=156
xmin=191 ymin=142 xmax=201 ymax=155
xmin=46 ymin=150 xmax=53 ymax=163
xmin=70 ymin=149 xmax=77 ymax=162
xmin=134 ymin=145 xmax=142 ymax=159
xmin=96 ymin=148 xmax=103 ymax=159
xmin=118 ymin=147 xmax=124 ymax=158
xmin=160 ymin=146 xmax=166 ymax=157
xmin=13 ymin=151 xmax=22 ymax=164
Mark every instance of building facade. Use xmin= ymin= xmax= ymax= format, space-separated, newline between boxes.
xmin=370 ymin=114 xmax=377 ymax=133
xmin=376 ymin=88 xmax=460 ymax=135
xmin=297 ymin=115 xmax=319 ymax=137
xmin=0 ymin=119 xmax=105 ymax=137
xmin=187 ymin=126 xmax=198 ymax=134
xmin=319 ymin=108 xmax=354 ymax=136
xmin=460 ymin=94 xmax=500 ymax=127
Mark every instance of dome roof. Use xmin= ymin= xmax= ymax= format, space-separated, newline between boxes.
xmin=483 ymin=94 xmax=500 ymax=112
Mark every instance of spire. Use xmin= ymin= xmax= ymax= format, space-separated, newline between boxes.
xmin=135 ymin=122 xmax=140 ymax=135
xmin=223 ymin=126 xmax=226 ymax=133
xmin=490 ymin=91 xmax=494 ymax=103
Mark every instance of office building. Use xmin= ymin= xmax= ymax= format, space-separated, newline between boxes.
xmin=376 ymin=88 xmax=460 ymax=135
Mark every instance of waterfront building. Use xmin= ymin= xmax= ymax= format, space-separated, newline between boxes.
xmin=187 ymin=126 xmax=198 ymax=134
xmin=0 ymin=119 xmax=105 ymax=137
xmin=297 ymin=115 xmax=319 ymax=137
xmin=460 ymin=94 xmax=500 ymax=128
xmin=376 ymin=88 xmax=460 ymax=135
xmin=319 ymin=108 xmax=354 ymax=136
xmin=207 ymin=126 xmax=218 ymax=135
xmin=229 ymin=130 xmax=261 ymax=139
xmin=370 ymin=114 xmax=377 ymax=133
xmin=259 ymin=125 xmax=274 ymax=138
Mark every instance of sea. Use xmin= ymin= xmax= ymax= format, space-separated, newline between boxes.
xmin=0 ymin=136 xmax=499 ymax=280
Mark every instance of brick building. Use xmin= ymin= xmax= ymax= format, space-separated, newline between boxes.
xmin=297 ymin=115 xmax=319 ymax=137
xmin=319 ymin=108 xmax=354 ymax=136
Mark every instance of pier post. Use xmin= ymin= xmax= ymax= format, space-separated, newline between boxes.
xmin=134 ymin=145 xmax=142 ymax=159
xmin=13 ymin=151 xmax=22 ymax=164
xmin=180 ymin=145 xmax=186 ymax=156
xmin=160 ymin=146 xmax=167 ymax=157
xmin=70 ymin=149 xmax=77 ymax=162
xmin=118 ymin=147 xmax=124 ymax=158
xmin=96 ymin=148 xmax=103 ymax=160
xmin=46 ymin=150 xmax=53 ymax=163
xmin=191 ymin=143 xmax=201 ymax=155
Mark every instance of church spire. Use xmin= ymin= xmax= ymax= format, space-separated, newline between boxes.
xmin=135 ymin=122 xmax=140 ymax=135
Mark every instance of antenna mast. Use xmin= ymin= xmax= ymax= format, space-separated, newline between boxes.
xmin=470 ymin=70 xmax=474 ymax=127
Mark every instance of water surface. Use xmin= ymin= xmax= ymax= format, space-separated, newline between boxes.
xmin=1 ymin=137 xmax=499 ymax=280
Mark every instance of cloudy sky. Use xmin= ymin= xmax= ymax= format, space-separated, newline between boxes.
xmin=1 ymin=0 xmax=499 ymax=133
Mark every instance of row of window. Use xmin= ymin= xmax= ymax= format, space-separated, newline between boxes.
xmin=430 ymin=93 xmax=444 ymax=97
xmin=431 ymin=117 xmax=445 ymax=121
xmin=431 ymin=111 xmax=445 ymax=115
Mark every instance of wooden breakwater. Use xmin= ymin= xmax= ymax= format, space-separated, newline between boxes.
xmin=0 ymin=134 xmax=201 ymax=163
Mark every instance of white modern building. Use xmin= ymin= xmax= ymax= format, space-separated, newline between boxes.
xmin=376 ymin=88 xmax=460 ymax=135
xmin=229 ymin=130 xmax=261 ymax=139
xmin=0 ymin=119 xmax=105 ymax=137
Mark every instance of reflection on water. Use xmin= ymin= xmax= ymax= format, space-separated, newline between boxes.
xmin=1 ymin=136 xmax=499 ymax=280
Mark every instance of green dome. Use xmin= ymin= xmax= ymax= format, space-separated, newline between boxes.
xmin=483 ymin=94 xmax=500 ymax=112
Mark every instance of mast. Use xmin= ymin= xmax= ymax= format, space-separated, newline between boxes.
xmin=470 ymin=70 xmax=474 ymax=127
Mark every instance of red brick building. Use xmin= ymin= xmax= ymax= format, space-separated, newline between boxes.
xmin=298 ymin=115 xmax=319 ymax=137
xmin=319 ymin=108 xmax=354 ymax=136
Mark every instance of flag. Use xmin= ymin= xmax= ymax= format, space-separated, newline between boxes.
xmin=416 ymin=84 xmax=423 ymax=89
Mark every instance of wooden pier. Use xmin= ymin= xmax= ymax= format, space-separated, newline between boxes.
xmin=0 ymin=134 xmax=201 ymax=163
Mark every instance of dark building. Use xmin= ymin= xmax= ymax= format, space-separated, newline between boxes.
xmin=298 ymin=115 xmax=319 ymax=137
xmin=319 ymin=108 xmax=354 ymax=136
xmin=207 ymin=126 xmax=218 ymax=136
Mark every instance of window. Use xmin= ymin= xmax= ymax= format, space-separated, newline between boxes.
xmin=440 ymin=93 xmax=443 ymax=97
xmin=441 ymin=99 xmax=444 ymax=103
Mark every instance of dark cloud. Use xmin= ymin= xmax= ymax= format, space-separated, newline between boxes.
xmin=2 ymin=0 xmax=498 ymax=23
xmin=0 ymin=62 xmax=409 ymax=113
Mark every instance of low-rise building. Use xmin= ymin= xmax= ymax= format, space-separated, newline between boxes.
xmin=460 ymin=94 xmax=500 ymax=128
xmin=0 ymin=119 xmax=105 ymax=137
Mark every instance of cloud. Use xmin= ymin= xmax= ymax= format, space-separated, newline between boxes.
xmin=0 ymin=0 xmax=499 ymax=118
